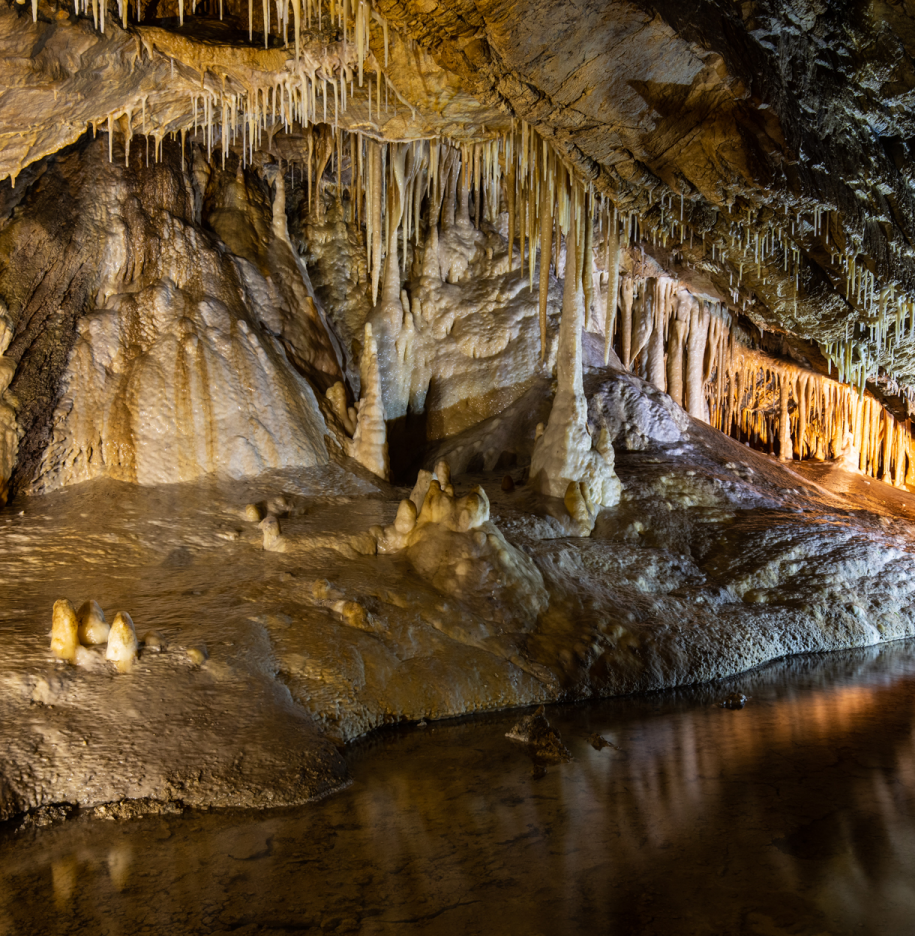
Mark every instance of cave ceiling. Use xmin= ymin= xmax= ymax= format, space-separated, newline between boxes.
xmin=3 ymin=0 xmax=915 ymax=396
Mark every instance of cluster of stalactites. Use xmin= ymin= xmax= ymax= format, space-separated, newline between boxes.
xmin=43 ymin=0 xmax=386 ymax=70
xmin=95 ymin=32 xmax=410 ymax=179
xmin=93 ymin=96 xmax=915 ymax=488
xmin=607 ymin=276 xmax=731 ymax=424
xmin=606 ymin=270 xmax=915 ymax=488
xmin=708 ymin=347 xmax=915 ymax=486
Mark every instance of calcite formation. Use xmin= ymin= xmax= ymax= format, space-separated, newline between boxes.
xmin=2 ymin=0 xmax=915 ymax=822
xmin=363 ymin=462 xmax=549 ymax=627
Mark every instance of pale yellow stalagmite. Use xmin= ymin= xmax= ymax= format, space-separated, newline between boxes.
xmin=620 ymin=273 xmax=634 ymax=369
xmin=538 ymin=177 xmax=552 ymax=362
xmin=50 ymin=599 xmax=79 ymax=662
xmin=106 ymin=612 xmax=139 ymax=673
xmin=77 ymin=600 xmax=110 ymax=646
xmin=603 ymin=209 xmax=620 ymax=365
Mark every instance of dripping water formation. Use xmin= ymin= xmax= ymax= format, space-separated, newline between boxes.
xmin=2 ymin=0 xmax=915 ymax=931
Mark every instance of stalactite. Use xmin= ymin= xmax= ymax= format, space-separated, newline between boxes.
xmin=630 ymin=280 xmax=654 ymax=368
xmin=582 ymin=198 xmax=594 ymax=330
xmin=369 ymin=140 xmax=383 ymax=305
xmin=620 ymin=274 xmax=634 ymax=370
xmin=603 ymin=207 xmax=620 ymax=366
xmin=538 ymin=174 xmax=552 ymax=363
xmin=647 ymin=279 xmax=667 ymax=393
xmin=685 ymin=298 xmax=710 ymax=422
xmin=667 ymin=289 xmax=691 ymax=407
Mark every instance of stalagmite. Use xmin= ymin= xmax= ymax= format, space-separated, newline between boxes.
xmin=106 ymin=612 xmax=139 ymax=673
xmin=344 ymin=324 xmax=390 ymax=480
xmin=77 ymin=600 xmax=110 ymax=646
xmin=529 ymin=197 xmax=622 ymax=535
xmin=261 ymin=515 xmax=288 ymax=552
xmin=50 ymin=599 xmax=79 ymax=662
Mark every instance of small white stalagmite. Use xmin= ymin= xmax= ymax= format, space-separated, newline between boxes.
xmin=529 ymin=203 xmax=622 ymax=535
xmin=345 ymin=323 xmax=389 ymax=480
xmin=106 ymin=612 xmax=139 ymax=673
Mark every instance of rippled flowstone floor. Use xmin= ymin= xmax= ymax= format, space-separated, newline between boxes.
xmin=2 ymin=641 xmax=915 ymax=935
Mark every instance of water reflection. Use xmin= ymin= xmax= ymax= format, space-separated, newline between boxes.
xmin=3 ymin=641 xmax=915 ymax=934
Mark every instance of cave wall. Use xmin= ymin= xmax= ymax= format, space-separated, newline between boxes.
xmin=0 ymin=134 xmax=337 ymax=495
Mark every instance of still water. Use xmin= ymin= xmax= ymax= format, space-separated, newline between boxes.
xmin=3 ymin=641 xmax=915 ymax=935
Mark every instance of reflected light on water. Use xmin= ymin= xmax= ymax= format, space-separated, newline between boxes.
xmin=3 ymin=641 xmax=915 ymax=934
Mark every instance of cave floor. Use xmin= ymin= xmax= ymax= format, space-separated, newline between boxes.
xmin=2 ymin=640 xmax=915 ymax=935
xmin=4 ymin=406 xmax=915 ymax=820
